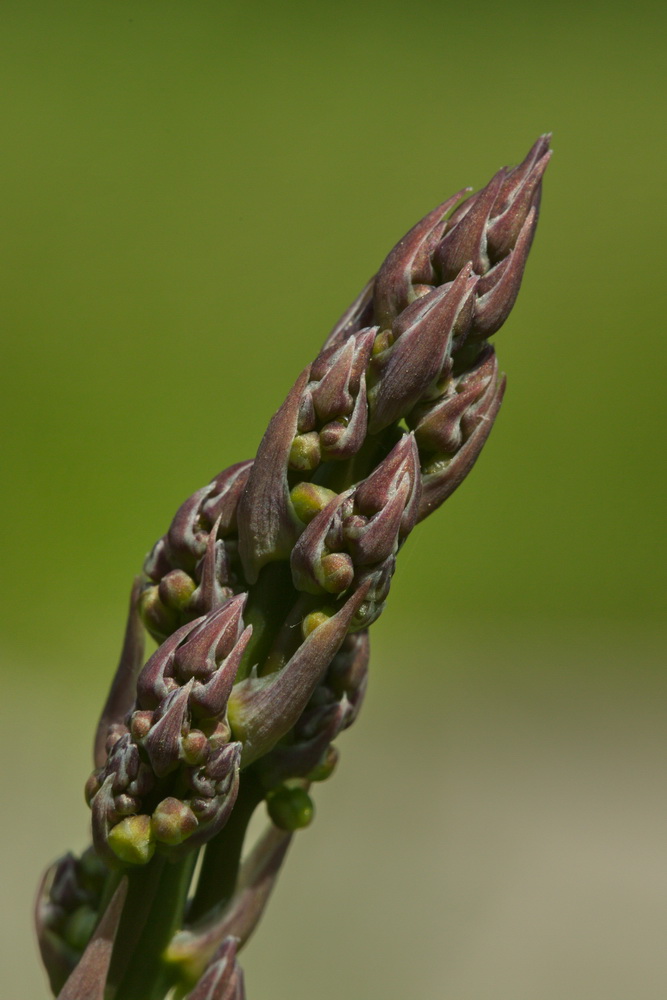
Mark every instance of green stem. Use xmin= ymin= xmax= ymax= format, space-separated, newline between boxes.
xmin=188 ymin=771 xmax=264 ymax=923
xmin=315 ymin=426 xmax=400 ymax=493
xmin=112 ymin=852 xmax=197 ymax=1000
xmin=237 ymin=562 xmax=296 ymax=680
xmin=106 ymin=857 xmax=166 ymax=996
xmin=97 ymin=867 xmax=124 ymax=927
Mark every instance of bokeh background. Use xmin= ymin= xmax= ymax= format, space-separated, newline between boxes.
xmin=2 ymin=2 xmax=665 ymax=997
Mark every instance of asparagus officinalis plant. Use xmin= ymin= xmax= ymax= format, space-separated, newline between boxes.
xmin=36 ymin=136 xmax=551 ymax=1000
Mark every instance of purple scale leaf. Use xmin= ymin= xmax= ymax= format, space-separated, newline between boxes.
xmin=228 ymin=582 xmax=370 ymax=765
xmin=368 ymin=265 xmax=478 ymax=433
xmin=142 ymin=680 xmax=194 ymax=778
xmin=418 ymin=373 xmax=506 ymax=520
xmin=237 ymin=367 xmax=311 ymax=583
xmin=56 ymin=878 xmax=128 ymax=1000
xmin=93 ymin=578 xmax=145 ymax=768
xmin=136 ymin=619 xmax=204 ymax=709
xmin=434 ymin=169 xmax=507 ymax=279
xmin=373 ymin=189 xmax=470 ymax=328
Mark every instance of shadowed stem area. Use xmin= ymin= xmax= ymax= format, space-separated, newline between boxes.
xmin=237 ymin=563 xmax=298 ymax=682
xmin=188 ymin=772 xmax=264 ymax=922
xmin=108 ymin=853 xmax=196 ymax=1000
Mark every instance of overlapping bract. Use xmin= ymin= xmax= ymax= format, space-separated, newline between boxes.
xmin=86 ymin=597 xmax=251 ymax=867
xmin=38 ymin=137 xmax=549 ymax=1000
xmin=141 ymin=462 xmax=253 ymax=643
xmin=35 ymin=849 xmax=108 ymax=996
xmin=238 ymin=134 xmax=549 ymax=586
xmin=291 ymin=433 xmax=421 ymax=627
xmin=183 ymin=937 xmax=246 ymax=1000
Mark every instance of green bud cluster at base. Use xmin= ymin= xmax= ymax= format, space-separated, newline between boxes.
xmin=266 ymin=786 xmax=315 ymax=831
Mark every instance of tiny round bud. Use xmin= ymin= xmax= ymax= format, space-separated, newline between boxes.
xmin=190 ymin=797 xmax=217 ymax=821
xmin=84 ymin=771 xmax=101 ymax=805
xmin=151 ymin=797 xmax=199 ymax=846
xmin=319 ymin=420 xmax=346 ymax=452
xmin=421 ymin=453 xmax=450 ymax=476
xmin=130 ymin=710 xmax=154 ymax=742
xmin=350 ymin=598 xmax=383 ymax=631
xmin=301 ymin=608 xmax=333 ymax=640
xmin=308 ymin=745 xmax=339 ymax=782
xmin=114 ymin=794 xmax=139 ymax=816
xmin=139 ymin=586 xmax=179 ymax=640
xmin=267 ymin=786 xmax=314 ymax=831
xmin=372 ymin=329 xmax=393 ymax=356
xmin=181 ymin=729 xmax=210 ymax=766
xmin=201 ymin=718 xmax=231 ymax=750
xmin=290 ymin=482 xmax=337 ymax=525
xmin=342 ymin=513 xmax=369 ymax=541
xmin=288 ymin=432 xmax=321 ymax=472
xmin=104 ymin=724 xmax=127 ymax=755
xmin=108 ymin=815 xmax=155 ymax=866
xmin=319 ymin=552 xmax=355 ymax=594
xmin=158 ymin=569 xmax=197 ymax=611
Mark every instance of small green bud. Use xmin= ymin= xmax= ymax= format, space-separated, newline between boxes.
xmin=108 ymin=814 xmax=155 ymax=865
xmin=290 ymin=481 xmax=337 ymax=524
xmin=421 ymin=453 xmax=453 ymax=476
xmin=301 ymin=607 xmax=334 ymax=640
xmin=138 ymin=585 xmax=178 ymax=639
xmin=288 ymin=432 xmax=321 ymax=471
xmin=78 ymin=846 xmax=107 ymax=894
xmin=319 ymin=552 xmax=355 ymax=594
xmin=130 ymin=709 xmax=154 ymax=742
xmin=180 ymin=729 xmax=210 ymax=766
xmin=372 ymin=329 xmax=393 ymax=356
xmin=267 ymin=786 xmax=314 ymax=831
xmin=200 ymin=718 xmax=231 ymax=750
xmin=307 ymin=745 xmax=339 ymax=782
xmin=158 ymin=569 xmax=197 ymax=610
xmin=151 ymin=797 xmax=199 ymax=846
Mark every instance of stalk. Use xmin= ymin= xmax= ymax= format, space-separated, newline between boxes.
xmin=188 ymin=773 xmax=264 ymax=922
xmin=113 ymin=854 xmax=197 ymax=1000
xmin=36 ymin=136 xmax=550 ymax=1000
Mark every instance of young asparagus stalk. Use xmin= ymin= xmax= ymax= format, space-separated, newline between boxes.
xmin=36 ymin=136 xmax=550 ymax=1000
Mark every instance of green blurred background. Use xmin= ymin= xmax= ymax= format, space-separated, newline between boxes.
xmin=2 ymin=2 xmax=665 ymax=997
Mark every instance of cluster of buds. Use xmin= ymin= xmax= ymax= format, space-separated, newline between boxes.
xmin=289 ymin=331 xmax=376 ymax=472
xmin=291 ymin=434 xmax=420 ymax=627
xmin=38 ymin=137 xmax=549 ymax=1000
xmin=256 ymin=631 xmax=370 ymax=793
xmin=86 ymin=597 xmax=251 ymax=865
xmin=140 ymin=462 xmax=253 ymax=643
xmin=237 ymin=135 xmax=550 ymax=591
xmin=35 ymin=849 xmax=108 ymax=996
xmin=362 ymin=132 xmax=550 ymax=341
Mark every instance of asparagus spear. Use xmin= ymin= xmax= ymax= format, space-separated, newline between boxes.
xmin=37 ymin=136 xmax=550 ymax=1000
